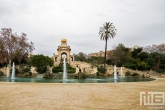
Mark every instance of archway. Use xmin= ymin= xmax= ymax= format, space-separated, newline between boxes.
xmin=53 ymin=39 xmax=75 ymax=66
xmin=61 ymin=52 xmax=67 ymax=63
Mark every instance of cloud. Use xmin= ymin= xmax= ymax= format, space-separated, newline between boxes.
xmin=0 ymin=0 xmax=165 ymax=56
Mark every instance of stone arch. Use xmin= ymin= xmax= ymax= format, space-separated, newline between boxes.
xmin=61 ymin=52 xmax=67 ymax=62
xmin=53 ymin=39 xmax=75 ymax=66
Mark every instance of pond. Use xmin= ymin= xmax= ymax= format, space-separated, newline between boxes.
xmin=0 ymin=76 xmax=155 ymax=83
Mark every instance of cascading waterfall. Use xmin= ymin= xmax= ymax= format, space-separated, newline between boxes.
xmin=114 ymin=65 xmax=117 ymax=80
xmin=11 ymin=62 xmax=15 ymax=79
xmin=63 ymin=57 xmax=67 ymax=80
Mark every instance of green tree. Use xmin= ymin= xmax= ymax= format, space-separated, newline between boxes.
xmin=29 ymin=54 xmax=53 ymax=73
xmin=111 ymin=43 xmax=131 ymax=66
xmin=75 ymin=52 xmax=87 ymax=62
xmin=88 ymin=56 xmax=104 ymax=66
xmin=99 ymin=22 xmax=116 ymax=68
xmin=97 ymin=67 xmax=106 ymax=74
xmin=131 ymin=48 xmax=142 ymax=58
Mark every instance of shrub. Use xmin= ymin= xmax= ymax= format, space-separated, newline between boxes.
xmin=24 ymin=73 xmax=30 ymax=77
xmin=86 ymin=74 xmax=96 ymax=78
xmin=142 ymin=74 xmax=145 ymax=78
xmin=125 ymin=71 xmax=131 ymax=76
xmin=22 ymin=67 xmax=31 ymax=73
xmin=155 ymin=69 xmax=165 ymax=74
xmin=67 ymin=73 xmax=76 ymax=79
xmin=43 ymin=73 xmax=54 ymax=79
xmin=52 ymin=66 xmax=63 ymax=73
xmin=37 ymin=66 xmax=47 ymax=73
xmin=52 ymin=63 xmax=76 ymax=73
xmin=132 ymin=72 xmax=139 ymax=77
xmin=97 ymin=67 xmax=106 ymax=73
xmin=66 ymin=64 xmax=76 ymax=73
xmin=0 ymin=71 xmax=4 ymax=76
xmin=67 ymin=69 xmax=76 ymax=73
xmin=22 ymin=71 xmax=33 ymax=78
xmin=77 ymin=72 xmax=87 ymax=79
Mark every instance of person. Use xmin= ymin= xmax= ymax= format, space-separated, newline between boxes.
xmin=79 ymin=67 xmax=81 ymax=73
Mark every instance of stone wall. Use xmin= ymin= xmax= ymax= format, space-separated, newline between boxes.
xmin=70 ymin=61 xmax=162 ymax=77
xmin=0 ymin=67 xmax=6 ymax=75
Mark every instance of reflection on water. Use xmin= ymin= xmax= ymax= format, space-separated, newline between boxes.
xmin=0 ymin=77 xmax=155 ymax=83
xmin=114 ymin=79 xmax=117 ymax=83
xmin=11 ymin=79 xmax=15 ymax=82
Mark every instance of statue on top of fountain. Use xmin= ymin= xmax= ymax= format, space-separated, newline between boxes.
xmin=53 ymin=38 xmax=75 ymax=66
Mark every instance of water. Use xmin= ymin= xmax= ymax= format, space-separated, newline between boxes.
xmin=11 ymin=62 xmax=15 ymax=79
xmin=63 ymin=58 xmax=67 ymax=82
xmin=120 ymin=67 xmax=123 ymax=77
xmin=0 ymin=76 xmax=155 ymax=83
xmin=114 ymin=65 xmax=117 ymax=79
xmin=0 ymin=62 xmax=155 ymax=83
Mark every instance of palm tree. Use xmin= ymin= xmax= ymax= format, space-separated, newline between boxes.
xmin=99 ymin=22 xmax=117 ymax=68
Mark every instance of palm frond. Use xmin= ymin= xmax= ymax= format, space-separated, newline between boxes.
xmin=99 ymin=22 xmax=116 ymax=40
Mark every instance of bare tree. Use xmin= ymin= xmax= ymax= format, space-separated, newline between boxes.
xmin=16 ymin=33 xmax=35 ymax=64
xmin=0 ymin=28 xmax=35 ymax=66
xmin=0 ymin=28 xmax=17 ymax=65
xmin=143 ymin=43 xmax=165 ymax=54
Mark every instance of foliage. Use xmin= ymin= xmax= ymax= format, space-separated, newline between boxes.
xmin=125 ymin=71 xmax=131 ymax=76
xmin=86 ymin=74 xmax=96 ymax=78
xmin=111 ymin=44 xmax=131 ymax=66
xmin=52 ymin=63 xmax=76 ymax=73
xmin=155 ymin=69 xmax=165 ymax=74
xmin=78 ymin=72 xmax=86 ymax=79
xmin=142 ymin=74 xmax=145 ymax=78
xmin=37 ymin=66 xmax=47 ymax=73
xmin=131 ymin=48 xmax=143 ymax=58
xmin=67 ymin=69 xmax=76 ymax=73
xmin=66 ymin=64 xmax=76 ymax=73
xmin=29 ymin=54 xmax=53 ymax=73
xmin=0 ymin=28 xmax=34 ymax=65
xmin=52 ymin=65 xmax=63 ymax=73
xmin=0 ymin=71 xmax=4 ymax=76
xmin=22 ymin=67 xmax=31 ymax=73
xmin=132 ymin=72 xmax=139 ymax=77
xmin=123 ymin=58 xmax=149 ymax=71
xmin=137 ymin=52 xmax=149 ymax=61
xmin=99 ymin=22 xmax=117 ymax=67
xmin=43 ymin=73 xmax=55 ymax=79
xmin=97 ymin=67 xmax=107 ymax=73
xmin=67 ymin=73 xmax=77 ymax=79
xmin=88 ymin=56 xmax=104 ymax=66
xmin=107 ymin=44 xmax=165 ymax=73
xmin=75 ymin=52 xmax=87 ymax=62
xmin=23 ymin=72 xmax=33 ymax=78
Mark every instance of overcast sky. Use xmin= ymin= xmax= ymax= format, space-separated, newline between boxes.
xmin=0 ymin=0 xmax=165 ymax=56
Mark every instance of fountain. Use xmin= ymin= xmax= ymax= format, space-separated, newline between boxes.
xmin=63 ymin=57 xmax=67 ymax=81
xmin=11 ymin=62 xmax=15 ymax=79
xmin=120 ymin=67 xmax=123 ymax=77
xmin=6 ymin=64 xmax=10 ymax=77
xmin=114 ymin=65 xmax=117 ymax=80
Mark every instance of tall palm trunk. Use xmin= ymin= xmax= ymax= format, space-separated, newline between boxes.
xmin=104 ymin=37 xmax=108 ymax=68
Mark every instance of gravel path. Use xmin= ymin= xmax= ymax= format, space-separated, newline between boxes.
xmin=0 ymin=78 xmax=165 ymax=110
